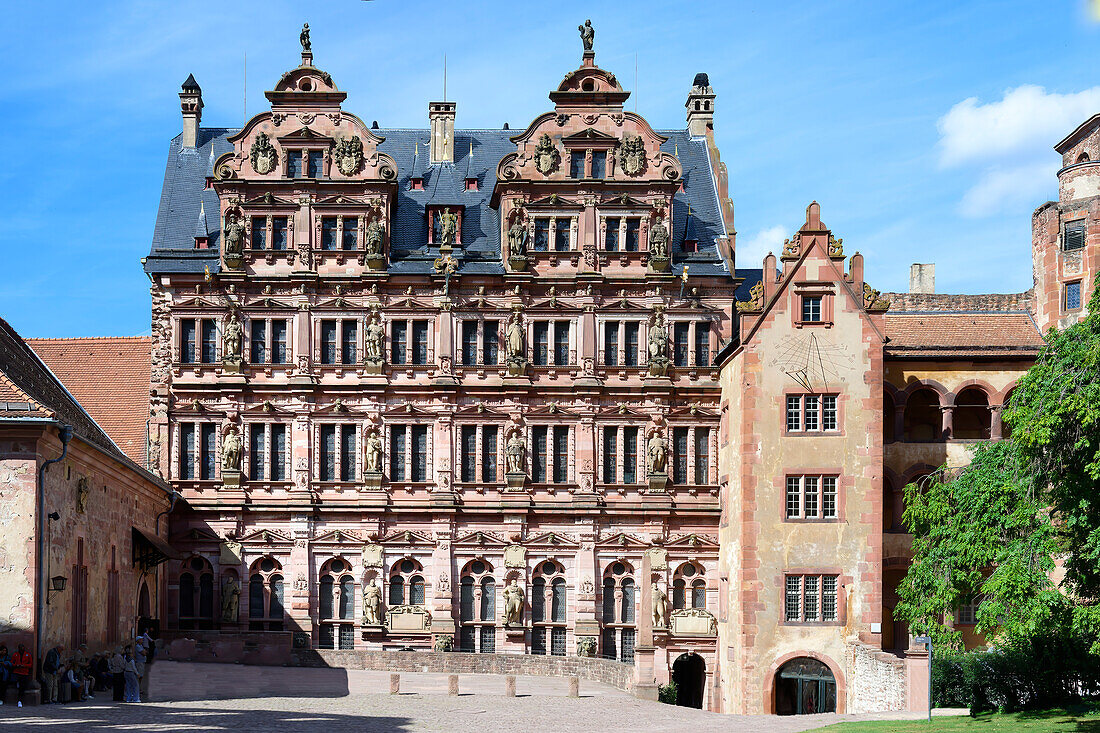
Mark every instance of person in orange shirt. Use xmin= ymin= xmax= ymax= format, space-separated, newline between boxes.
xmin=10 ymin=643 xmax=32 ymax=708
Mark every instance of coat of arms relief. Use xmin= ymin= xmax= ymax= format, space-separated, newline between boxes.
xmin=333 ymin=135 xmax=363 ymax=176
xmin=534 ymin=133 xmax=560 ymax=175
xmin=619 ymin=135 xmax=646 ymax=176
xmin=250 ymin=132 xmax=277 ymax=175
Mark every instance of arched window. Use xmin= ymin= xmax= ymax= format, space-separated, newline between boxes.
xmin=601 ymin=561 xmax=636 ymax=663
xmin=883 ymin=393 xmax=896 ymax=443
xmin=318 ymin=558 xmax=354 ymax=649
xmin=388 ymin=557 xmax=425 ymax=606
xmin=1079 ymin=152 xmax=1090 ymax=163
xmin=903 ymin=388 xmax=941 ymax=442
xmin=775 ymin=657 xmax=837 ymax=715
xmin=176 ymin=556 xmax=214 ymax=630
xmin=532 ymin=560 xmax=567 ymax=656
xmin=953 ymin=387 xmax=991 ymax=440
xmin=247 ymin=556 xmax=284 ymax=631
xmin=672 ymin=562 xmax=707 ymax=610
xmin=459 ymin=559 xmax=496 ymax=653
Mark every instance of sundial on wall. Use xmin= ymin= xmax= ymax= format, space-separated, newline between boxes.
xmin=770 ymin=333 xmax=852 ymax=392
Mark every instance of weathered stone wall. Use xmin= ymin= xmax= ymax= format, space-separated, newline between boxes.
xmin=845 ymin=640 xmax=907 ymax=713
xmin=880 ymin=291 xmax=1033 ymax=314
xmin=0 ymin=436 xmax=38 ymax=650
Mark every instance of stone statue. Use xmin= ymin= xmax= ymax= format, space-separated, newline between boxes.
xmin=221 ymin=576 xmax=240 ymax=623
xmin=76 ymin=477 xmax=89 ymax=514
xmin=223 ymin=211 xmax=245 ymax=257
xmin=365 ymin=314 xmax=384 ymax=363
xmin=223 ymin=315 xmax=243 ymax=360
xmin=365 ymin=218 xmax=384 ymax=256
xmin=648 ymin=313 xmax=666 ymax=361
xmin=652 ymin=582 xmax=668 ymax=628
xmin=300 ymin=23 xmax=311 ymax=52
xmin=503 ymin=579 xmax=524 ymax=625
xmin=365 ymin=428 xmax=383 ymax=474
xmin=649 ymin=216 xmax=669 ymax=259
xmin=506 ymin=314 xmax=524 ymax=361
xmin=437 ymin=208 xmax=458 ymax=248
xmin=363 ymin=583 xmax=382 ymax=625
xmin=646 ymin=430 xmax=666 ymax=475
xmin=508 ymin=218 xmax=527 ymax=259
xmin=506 ymin=430 xmax=526 ymax=474
xmin=222 ymin=424 xmax=242 ymax=472
xmin=579 ymin=19 xmax=594 ymax=52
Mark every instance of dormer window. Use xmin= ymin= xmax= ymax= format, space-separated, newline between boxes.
xmin=321 ymin=216 xmax=359 ymax=251
xmin=802 ymin=296 xmax=822 ymax=323
xmin=410 ymin=177 xmax=424 ymax=191
xmin=465 ymin=177 xmax=479 ymax=192
xmin=287 ymin=149 xmax=326 ymax=179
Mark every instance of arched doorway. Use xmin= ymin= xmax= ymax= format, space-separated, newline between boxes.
xmin=775 ymin=657 xmax=836 ymax=715
xmin=671 ymin=652 xmax=706 ymax=708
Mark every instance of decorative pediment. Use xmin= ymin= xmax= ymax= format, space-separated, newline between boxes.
xmin=596 ymin=532 xmax=649 ymax=550
xmin=314 ymin=399 xmax=357 ymax=416
xmin=175 ymin=527 xmax=221 ymax=544
xmin=277 ymin=126 xmax=334 ymax=145
xmin=244 ymin=192 xmax=294 ymax=207
xmin=561 ymin=127 xmax=619 ymax=145
xmin=240 ymin=400 xmax=294 ymax=417
xmin=526 ymin=403 xmax=576 ymax=418
xmin=174 ymin=297 xmax=222 ymax=309
xmin=665 ymin=533 xmax=719 ymax=549
xmin=525 ymin=193 xmax=584 ymax=210
xmin=454 ymin=403 xmax=511 ymax=419
xmin=315 ymin=194 xmax=369 ymax=207
xmin=379 ymin=529 xmax=433 ymax=547
xmin=453 ymin=530 xmax=509 ymax=548
xmin=313 ymin=528 xmax=361 ymax=545
xmin=525 ymin=531 xmax=579 ymax=550
xmin=382 ymin=403 xmax=434 ymax=419
xmin=245 ymin=298 xmax=294 ymax=311
xmin=240 ymin=528 xmax=293 ymax=545
xmin=599 ymin=193 xmax=651 ymax=209
xmin=668 ymin=405 xmax=719 ymax=420
xmin=597 ymin=404 xmax=647 ymax=419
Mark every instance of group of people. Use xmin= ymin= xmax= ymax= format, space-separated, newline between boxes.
xmin=0 ymin=631 xmax=156 ymax=706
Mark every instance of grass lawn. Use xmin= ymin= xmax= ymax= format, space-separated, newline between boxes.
xmin=816 ymin=707 xmax=1100 ymax=732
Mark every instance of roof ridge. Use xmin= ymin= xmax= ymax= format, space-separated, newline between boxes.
xmin=886 ymin=310 xmax=1034 ymax=316
xmin=25 ymin=336 xmax=152 ymax=341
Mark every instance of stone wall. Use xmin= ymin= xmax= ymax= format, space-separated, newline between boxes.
xmin=845 ymin=641 xmax=907 ymax=713
xmin=881 ymin=290 xmax=1034 ymax=314
xmin=292 ymin=650 xmax=636 ymax=691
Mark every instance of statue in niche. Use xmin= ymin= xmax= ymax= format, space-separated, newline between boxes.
xmin=363 ymin=583 xmax=382 ymax=625
xmin=578 ymin=19 xmax=594 ymax=52
xmin=250 ymin=133 xmax=277 ymax=175
xmin=365 ymin=314 xmax=384 ymax=363
xmin=619 ymin=135 xmax=646 ymax=177
xmin=648 ymin=312 xmax=667 ymax=362
xmin=300 ymin=23 xmax=311 ymax=53
xmin=223 ymin=313 xmax=243 ymax=361
xmin=534 ymin=134 xmax=559 ymax=175
xmin=649 ymin=215 xmax=669 ymax=259
xmin=76 ymin=477 xmax=89 ymax=514
xmin=437 ymin=208 xmax=458 ymax=248
xmin=503 ymin=579 xmax=524 ymax=625
xmin=507 ymin=215 xmax=528 ymax=258
xmin=506 ymin=429 xmax=526 ymax=474
xmin=222 ymin=424 xmax=242 ymax=472
xmin=646 ymin=429 xmax=666 ymax=475
xmin=506 ymin=314 xmax=525 ymax=362
xmin=365 ymin=218 xmax=384 ymax=256
xmin=333 ymin=136 xmax=363 ymax=176
xmin=223 ymin=211 xmax=245 ymax=258
xmin=221 ymin=576 xmax=240 ymax=623
xmin=365 ymin=428 xmax=383 ymax=474
xmin=652 ymin=582 xmax=669 ymax=628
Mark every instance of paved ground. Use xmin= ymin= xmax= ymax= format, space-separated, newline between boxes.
xmin=0 ymin=661 xmax=963 ymax=732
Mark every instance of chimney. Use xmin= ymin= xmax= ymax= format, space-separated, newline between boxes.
xmin=180 ymin=74 xmax=203 ymax=149
xmin=429 ymin=101 xmax=456 ymax=164
xmin=685 ymin=72 xmax=715 ymax=137
xmin=909 ymin=263 xmax=935 ymax=294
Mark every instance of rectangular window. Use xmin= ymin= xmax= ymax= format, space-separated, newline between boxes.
xmin=1065 ymin=219 xmax=1087 ymax=251
xmin=391 ymin=321 xmax=407 ymax=365
xmin=307 ymin=150 xmax=324 ymax=178
xmin=479 ymin=626 xmax=496 ymax=654
xmin=624 ymin=322 xmax=639 ymax=366
xmin=179 ymin=423 xmax=196 ymax=480
xmin=201 ymin=320 xmax=217 ymax=364
xmin=804 ymin=395 xmax=820 ymax=431
xmin=390 ymin=427 xmax=406 ymax=481
xmin=569 ymin=151 xmax=585 ymax=178
xmin=804 ymin=575 xmax=820 ymax=622
xmin=801 ymin=296 xmax=822 ymax=323
xmin=319 ymin=425 xmax=336 ymax=482
xmin=554 ymin=321 xmax=570 ymax=365
xmin=603 ymin=426 xmax=617 ymax=483
xmin=461 ymin=425 xmax=477 ymax=483
xmin=625 ymin=219 xmax=640 ymax=252
xmin=462 ymin=320 xmax=478 ymax=366
xmin=1066 ymin=281 xmax=1082 ymax=311
xmin=551 ymin=627 xmax=566 ymax=656
xmin=623 ymin=427 xmax=638 ymax=484
xmin=694 ymin=428 xmax=709 ymax=485
xmin=787 ymin=395 xmax=840 ymax=432
xmin=321 ymin=217 xmax=338 ymax=251
xmin=483 ymin=321 xmax=499 ymax=365
xmin=482 ymin=426 xmax=498 ymax=482
xmin=695 ymin=323 xmax=710 ymax=367
xmin=822 ymin=476 xmax=837 ymax=519
xmin=341 ymin=320 xmax=357 ymax=364
xmin=786 ymin=395 xmax=801 ymax=431
xmin=605 ymin=218 xmax=620 ymax=251
xmin=250 ymin=217 xmax=267 ymax=250
xmin=621 ymin=629 xmax=636 ymax=664
xmin=288 ymin=151 xmax=303 ymax=178
xmin=786 ymin=475 xmax=839 ymax=520
xmin=554 ymin=219 xmax=571 ymax=251
xmin=181 ymin=319 xmax=197 ymax=363
xmin=272 ymin=320 xmax=288 ymax=364
xmin=340 ymin=424 xmax=356 ymax=481
xmin=412 ymin=321 xmax=429 ymax=364
xmin=249 ymin=424 xmax=265 ymax=480
xmin=785 ymin=576 xmax=801 ymax=622
xmin=591 ymin=151 xmax=606 ymax=179
xmin=200 ymin=423 xmax=216 ymax=480
xmin=785 ymin=574 xmax=839 ymax=623
xmin=533 ymin=322 xmax=549 ymax=366
xmin=533 ymin=219 xmax=549 ymax=251
xmin=411 ymin=425 xmax=428 ymax=482
xmin=531 ymin=627 xmax=546 ymax=656
xmin=320 ymin=320 xmax=337 ymax=365
xmin=604 ymin=322 xmax=619 ymax=366
xmin=822 ymin=576 xmax=838 ymax=622
xmin=553 ymin=426 xmax=569 ymax=483
xmin=272 ymin=217 xmax=288 ymax=250
xmin=533 ymin=426 xmax=548 ymax=483
xmin=271 ymin=424 xmax=286 ymax=481
xmin=804 ymin=476 xmax=819 ymax=518
xmin=786 ymin=476 xmax=801 ymax=519
xmin=672 ymin=427 xmax=688 ymax=484
xmin=673 ymin=322 xmax=690 ymax=366
xmin=822 ymin=395 xmax=838 ymax=431
xmin=342 ymin=217 xmax=358 ymax=250
xmin=250 ymin=320 xmax=267 ymax=364
xmin=602 ymin=628 xmax=617 ymax=661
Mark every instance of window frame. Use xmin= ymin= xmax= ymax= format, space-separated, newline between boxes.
xmin=784 ymin=393 xmax=842 ymax=435
xmin=784 ymin=474 xmax=841 ymax=522
xmin=783 ymin=572 xmax=841 ymax=625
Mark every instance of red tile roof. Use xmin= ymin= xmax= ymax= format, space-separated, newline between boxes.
xmin=27 ymin=337 xmax=151 ymax=466
xmin=884 ymin=312 xmax=1044 ymax=357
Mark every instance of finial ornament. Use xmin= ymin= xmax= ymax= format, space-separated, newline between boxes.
xmin=579 ymin=19 xmax=594 ymax=52
xmin=300 ymin=23 xmax=311 ymax=53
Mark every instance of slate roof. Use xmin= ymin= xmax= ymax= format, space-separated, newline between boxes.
xmin=884 ymin=312 xmax=1044 ymax=357
xmin=27 ymin=337 xmax=152 ymax=466
xmin=145 ymin=127 xmax=732 ymax=279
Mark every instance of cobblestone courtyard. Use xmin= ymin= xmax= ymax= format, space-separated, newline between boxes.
xmin=0 ymin=662 xmax=958 ymax=732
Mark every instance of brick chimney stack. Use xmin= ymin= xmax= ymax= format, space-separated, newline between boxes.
xmin=686 ymin=73 xmax=715 ymax=137
xmin=180 ymin=74 xmax=203 ymax=149
xmin=429 ymin=101 xmax=456 ymax=164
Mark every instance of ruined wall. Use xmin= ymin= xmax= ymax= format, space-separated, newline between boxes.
xmin=845 ymin=640 xmax=907 ymax=713
xmin=880 ymin=291 xmax=1033 ymax=314
xmin=0 ymin=433 xmax=39 ymax=650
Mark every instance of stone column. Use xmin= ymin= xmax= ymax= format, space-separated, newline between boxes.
xmin=291 ymin=413 xmax=312 ymax=503
xmin=573 ymin=532 xmax=598 ymax=651
xmin=941 ymin=404 xmax=953 ymax=441
xmin=991 ymin=406 xmax=1003 ymax=440
xmin=430 ymin=524 xmax=455 ymax=643
xmin=892 ymin=405 xmax=905 ymax=443
xmin=289 ymin=536 xmax=312 ymax=648
xmin=634 ymin=552 xmax=659 ymax=700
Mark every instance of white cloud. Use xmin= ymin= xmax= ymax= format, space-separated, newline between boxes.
xmin=736 ymin=225 xmax=788 ymax=269
xmin=938 ymin=84 xmax=1100 ymax=168
xmin=958 ymin=160 xmax=1060 ymax=218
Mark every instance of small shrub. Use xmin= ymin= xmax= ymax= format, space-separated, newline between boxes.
xmin=434 ymin=634 xmax=454 ymax=652
xmin=658 ymin=680 xmax=678 ymax=705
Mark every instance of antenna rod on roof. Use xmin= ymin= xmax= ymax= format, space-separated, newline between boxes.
xmin=634 ymin=53 xmax=638 ymax=113
xmin=243 ymin=52 xmax=247 ymax=123
xmin=443 ymin=53 xmax=447 ymax=103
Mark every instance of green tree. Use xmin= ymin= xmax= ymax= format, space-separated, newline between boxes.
xmin=896 ymin=275 xmax=1100 ymax=650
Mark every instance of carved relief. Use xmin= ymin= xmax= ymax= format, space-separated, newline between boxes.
xmin=362 ymin=543 xmax=383 ymax=567
xmin=249 ymin=132 xmax=277 ymax=175
xmin=619 ymin=135 xmax=646 ymax=176
xmin=736 ymin=281 xmax=764 ymax=312
xmin=333 ymin=135 xmax=363 ymax=176
xmin=221 ymin=423 xmax=242 ymax=472
xmin=503 ymin=544 xmax=526 ymax=568
xmin=76 ymin=476 xmax=89 ymax=514
xmin=534 ymin=133 xmax=560 ymax=175
xmin=669 ymin=607 xmax=718 ymax=637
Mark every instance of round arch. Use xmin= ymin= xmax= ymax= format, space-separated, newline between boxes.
xmin=672 ymin=651 xmax=706 ymax=708
xmin=763 ymin=650 xmax=845 ymax=715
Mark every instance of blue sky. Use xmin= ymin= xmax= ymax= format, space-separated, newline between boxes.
xmin=2 ymin=0 xmax=1099 ymax=337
